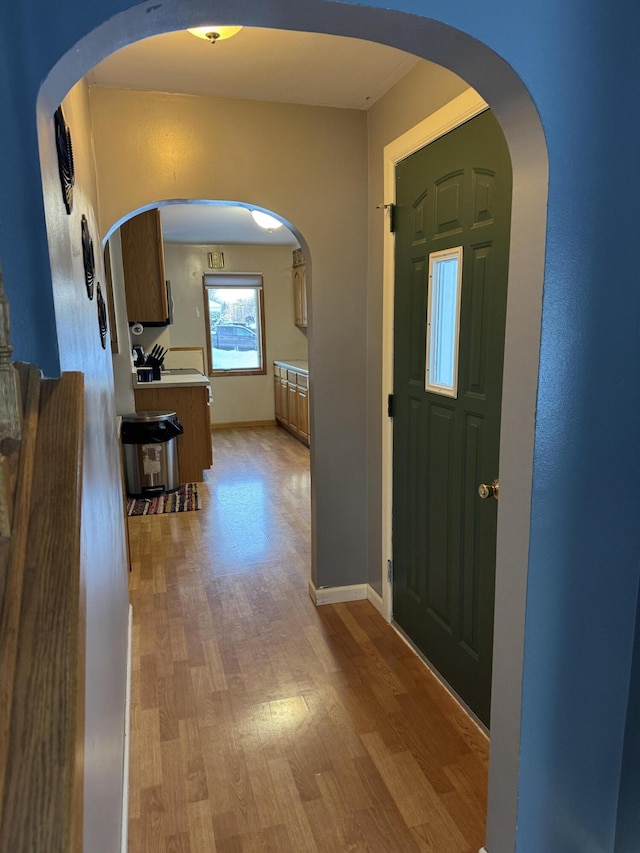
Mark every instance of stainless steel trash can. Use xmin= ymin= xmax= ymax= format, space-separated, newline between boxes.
xmin=121 ymin=411 xmax=183 ymax=497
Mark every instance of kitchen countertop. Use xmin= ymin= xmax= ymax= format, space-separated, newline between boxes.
xmin=132 ymin=370 xmax=211 ymax=389
xmin=274 ymin=359 xmax=309 ymax=374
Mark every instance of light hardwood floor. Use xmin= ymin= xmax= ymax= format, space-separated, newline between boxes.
xmin=127 ymin=426 xmax=488 ymax=852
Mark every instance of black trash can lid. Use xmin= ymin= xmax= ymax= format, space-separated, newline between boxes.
xmin=122 ymin=410 xmax=177 ymax=423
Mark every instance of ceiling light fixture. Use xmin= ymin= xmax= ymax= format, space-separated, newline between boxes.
xmin=187 ymin=25 xmax=243 ymax=45
xmin=251 ymin=210 xmax=283 ymax=231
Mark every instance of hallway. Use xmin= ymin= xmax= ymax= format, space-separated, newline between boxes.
xmin=127 ymin=426 xmax=489 ymax=852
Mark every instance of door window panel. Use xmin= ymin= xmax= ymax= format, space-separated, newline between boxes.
xmin=425 ymin=247 xmax=463 ymax=397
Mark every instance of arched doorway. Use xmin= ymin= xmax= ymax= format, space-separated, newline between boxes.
xmin=34 ymin=6 xmax=548 ymax=851
xmin=103 ymin=198 xmax=310 ymax=434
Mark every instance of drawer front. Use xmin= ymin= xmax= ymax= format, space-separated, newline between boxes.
xmin=275 ymin=365 xmax=309 ymax=386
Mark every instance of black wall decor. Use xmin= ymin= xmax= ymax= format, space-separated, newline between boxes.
xmin=96 ymin=282 xmax=108 ymax=349
xmin=54 ymin=106 xmax=74 ymax=214
xmin=81 ymin=215 xmax=95 ymax=300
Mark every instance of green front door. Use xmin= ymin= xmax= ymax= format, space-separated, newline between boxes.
xmin=392 ymin=110 xmax=512 ymax=726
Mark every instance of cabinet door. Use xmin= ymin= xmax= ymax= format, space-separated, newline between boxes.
xmin=293 ymin=265 xmax=307 ymax=328
xmin=274 ymin=378 xmax=282 ymax=421
xmin=274 ymin=368 xmax=285 ymax=423
xmin=282 ymin=379 xmax=289 ymax=424
xmin=287 ymin=381 xmax=298 ymax=431
xmin=296 ymin=386 xmax=309 ymax=443
xmin=121 ymin=209 xmax=168 ymax=324
xmin=301 ymin=266 xmax=308 ymax=327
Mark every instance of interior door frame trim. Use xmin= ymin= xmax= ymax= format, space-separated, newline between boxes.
xmin=381 ymin=87 xmax=488 ymax=622
xmin=381 ymin=84 xmax=548 ymax=851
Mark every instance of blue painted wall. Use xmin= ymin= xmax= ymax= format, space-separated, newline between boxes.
xmin=2 ymin=0 xmax=640 ymax=851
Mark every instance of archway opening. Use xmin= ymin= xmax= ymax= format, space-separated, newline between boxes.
xmin=104 ymin=197 xmax=310 ymax=432
xmin=36 ymin=8 xmax=548 ymax=852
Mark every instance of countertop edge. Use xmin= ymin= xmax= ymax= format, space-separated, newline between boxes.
xmin=273 ymin=360 xmax=309 ymax=375
xmin=132 ymin=373 xmax=211 ymax=389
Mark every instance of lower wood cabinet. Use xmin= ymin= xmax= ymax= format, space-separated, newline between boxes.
xmin=287 ymin=381 xmax=298 ymax=431
xmin=296 ymin=385 xmax=309 ymax=440
xmin=133 ymin=384 xmax=212 ymax=483
xmin=274 ymin=373 xmax=287 ymax=426
xmin=274 ymin=364 xmax=309 ymax=446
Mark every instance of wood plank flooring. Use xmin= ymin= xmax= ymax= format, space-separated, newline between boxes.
xmin=127 ymin=426 xmax=488 ymax=852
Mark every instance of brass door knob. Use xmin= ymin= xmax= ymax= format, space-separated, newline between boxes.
xmin=478 ymin=479 xmax=499 ymax=500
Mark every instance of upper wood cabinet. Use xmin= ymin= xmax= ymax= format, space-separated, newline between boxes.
xmin=120 ymin=209 xmax=169 ymax=324
xmin=292 ymin=253 xmax=307 ymax=328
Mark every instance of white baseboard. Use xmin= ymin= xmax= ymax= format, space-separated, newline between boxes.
xmin=308 ymin=581 xmax=368 ymax=606
xmin=121 ymin=604 xmax=133 ymax=853
xmin=307 ymin=581 xmax=387 ymax=612
xmin=366 ymin=584 xmax=385 ymax=616
xmin=211 ymin=419 xmax=276 ymax=430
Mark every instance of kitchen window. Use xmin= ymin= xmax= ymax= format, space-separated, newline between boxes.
xmin=204 ymin=273 xmax=266 ymax=376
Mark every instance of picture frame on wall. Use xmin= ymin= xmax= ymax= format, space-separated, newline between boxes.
xmin=207 ymin=251 xmax=224 ymax=269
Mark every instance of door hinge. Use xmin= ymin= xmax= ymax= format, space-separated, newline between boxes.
xmin=388 ymin=203 xmax=396 ymax=233
xmin=387 ymin=393 xmax=395 ymax=418
xmin=387 ymin=559 xmax=393 ymax=583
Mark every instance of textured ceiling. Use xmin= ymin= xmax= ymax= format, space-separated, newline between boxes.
xmin=86 ymin=27 xmax=418 ymax=110
xmin=160 ymin=203 xmax=299 ymax=246
xmin=90 ymin=27 xmax=420 ymax=244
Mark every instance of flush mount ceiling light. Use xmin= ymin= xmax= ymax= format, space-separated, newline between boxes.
xmin=251 ymin=210 xmax=283 ymax=231
xmin=187 ymin=25 xmax=243 ymax=45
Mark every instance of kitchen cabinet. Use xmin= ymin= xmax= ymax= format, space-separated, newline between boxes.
xmin=121 ymin=208 xmax=169 ymax=324
xmin=133 ymin=383 xmax=212 ymax=482
xmin=274 ymin=362 xmax=309 ymax=446
xmin=286 ymin=379 xmax=298 ymax=432
xmin=274 ymin=368 xmax=288 ymax=425
xmin=292 ymin=258 xmax=307 ymax=328
xmin=295 ymin=374 xmax=309 ymax=440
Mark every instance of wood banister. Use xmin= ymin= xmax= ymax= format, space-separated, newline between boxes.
xmin=0 ymin=369 xmax=85 ymax=851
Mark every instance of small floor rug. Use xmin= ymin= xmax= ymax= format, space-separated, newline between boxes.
xmin=127 ymin=483 xmax=201 ymax=516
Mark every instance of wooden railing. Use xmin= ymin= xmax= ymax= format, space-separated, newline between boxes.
xmin=0 ymin=361 xmax=85 ymax=851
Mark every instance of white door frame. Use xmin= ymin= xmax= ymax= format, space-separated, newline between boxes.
xmin=381 ymin=88 xmax=489 ymax=622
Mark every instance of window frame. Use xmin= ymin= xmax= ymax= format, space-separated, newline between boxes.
xmin=424 ymin=246 xmax=463 ymax=398
xmin=203 ymin=273 xmax=267 ymax=377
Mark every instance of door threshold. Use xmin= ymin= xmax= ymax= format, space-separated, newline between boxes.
xmin=391 ymin=620 xmax=490 ymax=738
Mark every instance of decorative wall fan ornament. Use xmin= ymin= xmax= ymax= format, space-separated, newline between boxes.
xmin=81 ymin=215 xmax=95 ymax=300
xmin=54 ymin=106 xmax=74 ymax=214
xmin=96 ymin=282 xmax=108 ymax=349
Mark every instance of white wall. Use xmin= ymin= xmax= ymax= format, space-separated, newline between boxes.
xmin=107 ymin=228 xmax=136 ymax=415
xmin=94 ymin=63 xmax=470 ymax=589
xmin=89 ymin=85 xmax=369 ymax=589
xmin=365 ymin=60 xmax=468 ymax=594
xmin=164 ymin=242 xmax=308 ymax=424
xmin=37 ymin=78 xmax=130 ymax=852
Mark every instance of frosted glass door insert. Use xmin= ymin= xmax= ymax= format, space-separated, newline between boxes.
xmin=425 ymin=246 xmax=463 ymax=397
